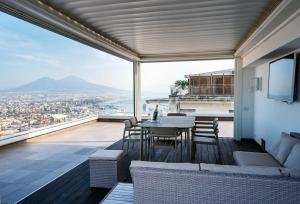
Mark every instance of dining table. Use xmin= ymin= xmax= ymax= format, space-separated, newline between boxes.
xmin=139 ymin=116 xmax=196 ymax=161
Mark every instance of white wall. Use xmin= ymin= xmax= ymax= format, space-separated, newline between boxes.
xmin=236 ymin=0 xmax=300 ymax=147
xmin=253 ymin=62 xmax=300 ymax=151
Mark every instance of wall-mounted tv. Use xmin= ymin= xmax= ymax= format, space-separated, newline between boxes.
xmin=268 ymin=53 xmax=296 ymax=103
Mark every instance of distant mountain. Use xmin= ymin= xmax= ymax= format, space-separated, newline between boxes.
xmin=5 ymin=76 xmax=124 ymax=93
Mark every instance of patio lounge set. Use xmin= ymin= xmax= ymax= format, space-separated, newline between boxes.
xmin=91 ymin=116 xmax=300 ymax=204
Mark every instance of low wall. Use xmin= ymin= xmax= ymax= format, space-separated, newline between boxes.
xmin=1 ymin=114 xmax=234 ymax=147
xmin=0 ymin=116 xmax=98 ymax=147
xmin=98 ymin=115 xmax=234 ymax=122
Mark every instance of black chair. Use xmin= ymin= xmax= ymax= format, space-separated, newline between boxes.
xmin=167 ymin=112 xmax=188 ymax=147
xmin=148 ymin=127 xmax=182 ymax=162
xmin=122 ymin=120 xmax=141 ymax=152
xmin=191 ymin=121 xmax=221 ymax=163
xmin=194 ymin=117 xmax=218 ymax=129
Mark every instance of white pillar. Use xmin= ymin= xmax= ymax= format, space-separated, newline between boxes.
xmin=234 ymin=57 xmax=243 ymax=141
xmin=133 ymin=61 xmax=142 ymax=120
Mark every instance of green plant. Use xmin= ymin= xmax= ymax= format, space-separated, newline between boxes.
xmin=175 ymin=80 xmax=188 ymax=90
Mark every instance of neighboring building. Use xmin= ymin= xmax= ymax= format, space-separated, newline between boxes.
xmin=145 ymin=69 xmax=235 ymax=117
xmin=50 ymin=114 xmax=68 ymax=123
xmin=185 ymin=69 xmax=234 ymax=96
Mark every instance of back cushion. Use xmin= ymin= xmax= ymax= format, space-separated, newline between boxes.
xmin=274 ymin=133 xmax=299 ymax=164
xmin=270 ymin=132 xmax=290 ymax=158
xmin=284 ymin=143 xmax=300 ymax=170
xmin=200 ymin=163 xmax=283 ymax=176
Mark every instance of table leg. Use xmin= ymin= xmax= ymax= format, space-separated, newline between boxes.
xmin=187 ymin=128 xmax=191 ymax=162
xmin=139 ymin=127 xmax=144 ymax=160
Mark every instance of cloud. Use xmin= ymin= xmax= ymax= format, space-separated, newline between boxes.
xmin=14 ymin=53 xmax=61 ymax=66
xmin=0 ymin=29 xmax=37 ymax=49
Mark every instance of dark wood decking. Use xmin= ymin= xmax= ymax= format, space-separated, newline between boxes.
xmin=101 ymin=183 xmax=134 ymax=204
xmin=107 ymin=138 xmax=263 ymax=165
xmin=18 ymin=161 xmax=109 ymax=204
xmin=16 ymin=137 xmax=262 ymax=204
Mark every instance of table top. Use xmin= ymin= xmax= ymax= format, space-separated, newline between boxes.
xmin=140 ymin=116 xmax=195 ymax=128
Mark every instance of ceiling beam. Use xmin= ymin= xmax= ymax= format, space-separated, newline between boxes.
xmin=140 ymin=50 xmax=234 ymax=63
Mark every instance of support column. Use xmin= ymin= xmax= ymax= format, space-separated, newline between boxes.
xmin=234 ymin=57 xmax=243 ymax=141
xmin=133 ymin=61 xmax=141 ymax=120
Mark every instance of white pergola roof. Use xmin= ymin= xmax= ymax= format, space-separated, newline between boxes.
xmin=0 ymin=0 xmax=281 ymax=61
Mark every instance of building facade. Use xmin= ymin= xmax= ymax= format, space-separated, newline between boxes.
xmin=186 ymin=69 xmax=234 ymax=96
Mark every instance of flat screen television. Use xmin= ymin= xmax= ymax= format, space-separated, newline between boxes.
xmin=268 ymin=54 xmax=296 ymax=103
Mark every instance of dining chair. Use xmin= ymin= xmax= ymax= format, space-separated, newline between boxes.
xmin=122 ymin=120 xmax=141 ymax=153
xmin=148 ymin=127 xmax=182 ymax=162
xmin=167 ymin=113 xmax=188 ymax=146
xmin=129 ymin=116 xmax=142 ymax=128
xmin=194 ymin=117 xmax=218 ymax=129
xmin=191 ymin=121 xmax=221 ymax=163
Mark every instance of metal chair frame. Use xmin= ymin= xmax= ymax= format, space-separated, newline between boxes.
xmin=122 ymin=120 xmax=141 ymax=152
xmin=148 ymin=127 xmax=182 ymax=162
xmin=191 ymin=120 xmax=221 ymax=163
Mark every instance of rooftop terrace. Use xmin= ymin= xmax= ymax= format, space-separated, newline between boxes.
xmin=0 ymin=120 xmax=260 ymax=204
xmin=1 ymin=0 xmax=300 ymax=203
xmin=0 ymin=121 xmax=123 ymax=203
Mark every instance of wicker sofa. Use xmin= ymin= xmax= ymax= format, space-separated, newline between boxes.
xmin=233 ymin=132 xmax=300 ymax=177
xmin=130 ymin=161 xmax=300 ymax=204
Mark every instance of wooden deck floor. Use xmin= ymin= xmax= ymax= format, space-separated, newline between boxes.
xmin=0 ymin=121 xmax=123 ymax=204
xmin=0 ymin=121 xmax=262 ymax=204
xmin=107 ymin=137 xmax=262 ymax=166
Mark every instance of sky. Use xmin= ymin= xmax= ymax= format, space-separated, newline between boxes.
xmin=0 ymin=12 xmax=132 ymax=90
xmin=0 ymin=12 xmax=234 ymax=94
xmin=141 ymin=60 xmax=234 ymax=94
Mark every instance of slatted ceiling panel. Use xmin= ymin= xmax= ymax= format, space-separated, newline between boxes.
xmin=42 ymin=0 xmax=274 ymax=56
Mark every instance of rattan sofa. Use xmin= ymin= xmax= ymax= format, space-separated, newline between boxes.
xmin=129 ymin=161 xmax=300 ymax=204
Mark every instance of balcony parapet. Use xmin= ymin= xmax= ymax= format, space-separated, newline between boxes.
xmin=0 ymin=116 xmax=98 ymax=147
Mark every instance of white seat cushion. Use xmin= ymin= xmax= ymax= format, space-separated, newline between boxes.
xmin=89 ymin=150 xmax=124 ymax=160
xmin=200 ymin=163 xmax=283 ymax=176
xmin=274 ymin=133 xmax=299 ymax=164
xmin=233 ymin=151 xmax=281 ymax=167
xmin=284 ymin=143 xmax=300 ymax=170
